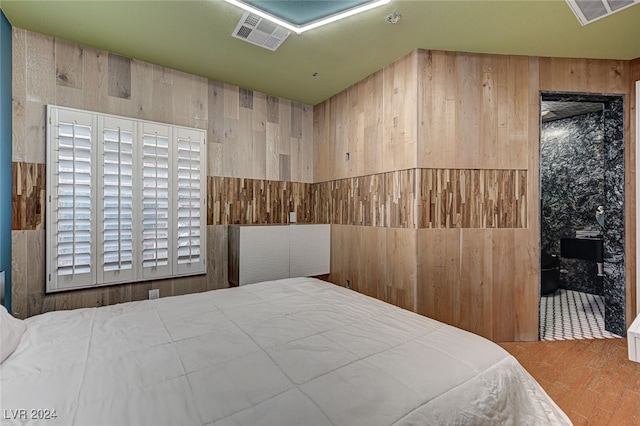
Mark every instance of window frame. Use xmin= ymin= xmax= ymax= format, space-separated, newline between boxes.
xmin=46 ymin=105 xmax=207 ymax=293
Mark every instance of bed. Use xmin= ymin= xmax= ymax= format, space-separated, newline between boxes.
xmin=1 ymin=277 xmax=572 ymax=425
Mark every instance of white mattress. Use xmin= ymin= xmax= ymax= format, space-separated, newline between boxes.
xmin=0 ymin=277 xmax=572 ymax=425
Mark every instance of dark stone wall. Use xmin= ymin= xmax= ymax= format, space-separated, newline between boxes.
xmin=540 ymin=110 xmax=605 ymax=295
xmin=540 ymin=92 xmax=626 ymax=337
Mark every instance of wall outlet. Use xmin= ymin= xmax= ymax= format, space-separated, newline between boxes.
xmin=289 ymin=211 xmax=297 ymax=223
xmin=346 ymin=280 xmax=351 ymax=289
xmin=149 ymin=289 xmax=160 ymax=300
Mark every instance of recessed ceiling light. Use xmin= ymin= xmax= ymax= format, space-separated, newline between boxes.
xmin=225 ymin=0 xmax=392 ymax=34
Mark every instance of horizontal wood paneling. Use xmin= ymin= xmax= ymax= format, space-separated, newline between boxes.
xmin=417 ymin=168 xmax=527 ymax=229
xmin=313 ymin=170 xmax=414 ymax=228
xmin=11 ymin=162 xmax=45 ymax=230
xmin=207 ymin=176 xmax=313 ymax=225
xmin=539 ymin=57 xmax=629 ymax=95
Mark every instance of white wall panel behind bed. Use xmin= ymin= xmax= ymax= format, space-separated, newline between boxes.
xmin=228 ymin=224 xmax=330 ymax=286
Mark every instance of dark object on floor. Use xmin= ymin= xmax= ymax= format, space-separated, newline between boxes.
xmin=541 ymin=252 xmax=560 ymax=296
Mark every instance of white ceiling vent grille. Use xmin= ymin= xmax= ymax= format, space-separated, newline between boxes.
xmin=232 ymin=12 xmax=291 ymax=51
xmin=566 ymin=0 xmax=639 ymax=25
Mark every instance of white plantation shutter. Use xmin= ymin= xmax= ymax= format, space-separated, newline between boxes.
xmin=99 ymin=116 xmax=135 ymax=284
xmin=47 ymin=109 xmax=97 ymax=289
xmin=46 ymin=106 xmax=206 ymax=293
xmin=141 ymin=123 xmax=172 ymax=279
xmin=175 ymin=128 xmax=206 ymax=275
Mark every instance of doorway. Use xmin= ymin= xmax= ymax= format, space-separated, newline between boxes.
xmin=539 ymin=91 xmax=625 ymax=340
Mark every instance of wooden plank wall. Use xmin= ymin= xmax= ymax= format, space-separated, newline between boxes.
xmin=317 ymin=49 xmax=635 ymax=341
xmin=10 ymin=29 xmax=313 ymax=318
xmin=417 ymin=168 xmax=527 ymax=229
xmin=413 ymin=51 xmax=539 ymax=341
xmin=418 ymin=51 xmax=531 ymax=170
xmin=313 ymin=50 xmax=418 ymax=182
xmin=330 ymin=225 xmax=417 ymax=312
xmin=11 ymin=162 xmax=45 ymax=230
xmin=207 ymin=177 xmax=314 ymax=225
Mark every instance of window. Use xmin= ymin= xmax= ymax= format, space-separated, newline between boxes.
xmin=46 ymin=106 xmax=206 ymax=292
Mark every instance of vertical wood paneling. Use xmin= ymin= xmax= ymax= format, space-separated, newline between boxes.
xmin=82 ymin=47 xmax=108 ymax=112
xmin=26 ymin=32 xmax=56 ymax=104
xmin=329 ymin=226 xmax=416 ymax=312
xmin=171 ymin=69 xmax=208 ymax=129
xmin=10 ymin=231 xmax=27 ymax=319
xmin=26 ymin=230 xmax=46 ymax=316
xmin=239 ymin=88 xmax=253 ymax=110
xmin=54 ymin=39 xmax=83 ymax=89
xmin=12 ymin=28 xmax=26 ymax=163
xmin=313 ymin=51 xmax=417 ymax=182
xmin=418 ymin=51 xmax=530 ymax=170
xmin=130 ymin=59 xmax=154 ymax=121
xmin=384 ymin=227 xmax=417 ymax=311
xmin=266 ymin=95 xmax=279 ymax=123
xmin=361 ymin=226 xmax=386 ymax=299
xmin=107 ymin=53 xmax=131 ymax=99
xmin=383 ymin=51 xmax=418 ymax=173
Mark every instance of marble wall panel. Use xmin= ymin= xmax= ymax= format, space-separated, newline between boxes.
xmin=540 ymin=111 xmax=605 ymax=295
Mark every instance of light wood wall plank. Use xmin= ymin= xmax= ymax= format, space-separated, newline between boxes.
xmin=54 ymin=38 xmax=83 ymax=89
xmin=82 ymin=47 xmax=109 ymax=112
xmin=171 ymin=69 xmax=208 ymax=129
xmin=417 ymin=51 xmax=530 ymax=170
xmin=107 ymin=53 xmax=131 ymax=99
xmin=539 ymin=57 xmax=629 ymax=94
xmin=328 ymin=225 xmax=416 ymax=312
xmin=12 ymin=28 xmax=26 ymax=162
xmin=130 ymin=59 xmax=154 ymax=121
xmin=10 ymin=231 xmax=27 ymax=319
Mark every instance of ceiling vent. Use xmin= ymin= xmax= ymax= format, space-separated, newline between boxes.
xmin=232 ymin=12 xmax=290 ymax=51
xmin=566 ymin=0 xmax=639 ymax=25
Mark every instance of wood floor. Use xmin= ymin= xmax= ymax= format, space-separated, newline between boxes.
xmin=500 ymin=338 xmax=640 ymax=425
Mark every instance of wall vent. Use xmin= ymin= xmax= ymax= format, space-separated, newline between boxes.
xmin=232 ymin=12 xmax=290 ymax=51
xmin=566 ymin=0 xmax=639 ymax=25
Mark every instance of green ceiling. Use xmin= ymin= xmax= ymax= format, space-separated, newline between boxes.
xmin=1 ymin=0 xmax=639 ymax=105
xmin=242 ymin=0 xmax=375 ymax=25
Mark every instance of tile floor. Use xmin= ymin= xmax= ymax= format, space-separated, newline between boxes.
xmin=539 ymin=289 xmax=622 ymax=340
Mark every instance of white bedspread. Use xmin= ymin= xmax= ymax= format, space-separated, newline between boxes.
xmin=1 ymin=277 xmax=572 ymax=425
